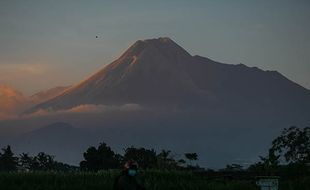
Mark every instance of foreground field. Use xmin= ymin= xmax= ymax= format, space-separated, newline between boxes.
xmin=0 ymin=170 xmax=309 ymax=190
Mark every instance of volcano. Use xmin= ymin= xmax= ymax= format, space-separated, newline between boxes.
xmin=8 ymin=37 xmax=310 ymax=167
xmin=27 ymin=37 xmax=310 ymax=118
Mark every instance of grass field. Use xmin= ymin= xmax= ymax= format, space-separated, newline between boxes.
xmin=0 ymin=170 xmax=309 ymax=190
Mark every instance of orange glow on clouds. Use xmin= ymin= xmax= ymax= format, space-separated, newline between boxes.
xmin=0 ymin=84 xmax=27 ymax=114
xmin=0 ymin=62 xmax=74 ymax=96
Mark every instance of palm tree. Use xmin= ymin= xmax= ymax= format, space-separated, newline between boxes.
xmin=184 ymin=153 xmax=198 ymax=167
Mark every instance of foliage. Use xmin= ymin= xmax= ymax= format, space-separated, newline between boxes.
xmin=184 ymin=152 xmax=198 ymax=168
xmin=80 ymin=142 xmax=121 ymax=171
xmin=19 ymin=153 xmax=33 ymax=171
xmin=0 ymin=170 xmax=259 ymax=190
xmin=0 ymin=145 xmax=18 ymax=171
xmin=248 ymin=126 xmax=310 ymax=178
xmin=248 ymin=148 xmax=280 ymax=175
xmin=0 ymin=126 xmax=310 ymax=189
xmin=123 ymin=146 xmax=157 ymax=169
xmin=0 ymin=170 xmax=308 ymax=190
xmin=0 ymin=145 xmax=77 ymax=172
xmin=156 ymin=149 xmax=180 ymax=169
xmin=184 ymin=153 xmax=198 ymax=162
xmin=221 ymin=164 xmax=244 ymax=172
xmin=18 ymin=152 xmax=76 ymax=172
xmin=271 ymin=126 xmax=310 ymax=163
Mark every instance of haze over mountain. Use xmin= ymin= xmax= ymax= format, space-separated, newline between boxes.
xmin=1 ymin=37 xmax=310 ymax=168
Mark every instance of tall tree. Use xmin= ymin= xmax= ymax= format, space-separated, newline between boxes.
xmin=80 ymin=142 xmax=121 ymax=171
xmin=271 ymin=126 xmax=310 ymax=163
xmin=35 ymin=152 xmax=55 ymax=171
xmin=123 ymin=147 xmax=157 ymax=169
xmin=185 ymin=153 xmax=198 ymax=166
xmin=0 ymin=145 xmax=18 ymax=171
xmin=19 ymin=153 xmax=33 ymax=171
xmin=157 ymin=149 xmax=179 ymax=169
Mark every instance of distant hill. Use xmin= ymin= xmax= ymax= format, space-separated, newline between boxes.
xmin=11 ymin=122 xmax=95 ymax=165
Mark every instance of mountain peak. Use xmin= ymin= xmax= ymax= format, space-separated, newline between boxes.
xmin=119 ymin=37 xmax=191 ymax=62
xmin=140 ymin=37 xmax=173 ymax=44
xmin=137 ymin=37 xmax=184 ymax=50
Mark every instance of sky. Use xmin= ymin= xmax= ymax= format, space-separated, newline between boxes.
xmin=0 ymin=0 xmax=309 ymax=95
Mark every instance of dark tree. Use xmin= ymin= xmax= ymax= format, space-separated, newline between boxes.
xmin=80 ymin=142 xmax=121 ymax=171
xmin=185 ymin=153 xmax=198 ymax=166
xmin=156 ymin=149 xmax=179 ymax=169
xmin=123 ymin=146 xmax=157 ymax=169
xmin=248 ymin=126 xmax=310 ymax=177
xmin=222 ymin=164 xmax=244 ymax=172
xmin=249 ymin=148 xmax=280 ymax=174
xmin=19 ymin=153 xmax=33 ymax=171
xmin=80 ymin=146 xmax=97 ymax=170
xmin=0 ymin=145 xmax=18 ymax=171
xmin=178 ymin=159 xmax=186 ymax=165
xmin=158 ymin=150 xmax=172 ymax=161
xmin=271 ymin=126 xmax=310 ymax=163
xmin=35 ymin=152 xmax=56 ymax=171
xmin=260 ymin=149 xmax=280 ymax=168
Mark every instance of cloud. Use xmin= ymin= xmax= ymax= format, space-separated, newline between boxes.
xmin=0 ymin=63 xmax=49 ymax=76
xmin=0 ymin=63 xmax=53 ymax=95
xmin=0 ymin=62 xmax=91 ymax=96
xmin=0 ymin=112 xmax=16 ymax=120
xmin=65 ymin=104 xmax=143 ymax=113
xmin=65 ymin=104 xmax=115 ymax=113
xmin=0 ymin=103 xmax=144 ymax=121
xmin=25 ymin=103 xmax=144 ymax=118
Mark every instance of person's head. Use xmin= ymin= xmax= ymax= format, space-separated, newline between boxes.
xmin=123 ymin=160 xmax=139 ymax=177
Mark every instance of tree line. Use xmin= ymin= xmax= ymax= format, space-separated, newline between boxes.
xmin=0 ymin=126 xmax=309 ymax=176
xmin=0 ymin=147 xmax=77 ymax=172
xmin=79 ymin=143 xmax=199 ymax=171
xmin=0 ymin=144 xmax=199 ymax=172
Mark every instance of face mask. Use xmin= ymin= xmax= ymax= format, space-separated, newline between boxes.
xmin=128 ymin=169 xmax=137 ymax=177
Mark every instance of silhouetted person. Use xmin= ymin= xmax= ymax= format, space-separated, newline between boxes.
xmin=113 ymin=160 xmax=146 ymax=190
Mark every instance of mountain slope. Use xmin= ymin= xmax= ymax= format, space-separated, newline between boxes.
xmin=27 ymin=37 xmax=310 ymax=117
xmin=30 ymin=86 xmax=70 ymax=104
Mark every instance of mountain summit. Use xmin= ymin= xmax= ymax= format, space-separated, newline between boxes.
xmin=27 ymin=37 xmax=310 ymax=116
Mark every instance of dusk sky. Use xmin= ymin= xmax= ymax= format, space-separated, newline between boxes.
xmin=1 ymin=0 xmax=309 ymax=95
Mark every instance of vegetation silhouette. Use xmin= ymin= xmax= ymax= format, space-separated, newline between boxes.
xmin=0 ymin=126 xmax=309 ymax=189
xmin=80 ymin=142 xmax=121 ymax=171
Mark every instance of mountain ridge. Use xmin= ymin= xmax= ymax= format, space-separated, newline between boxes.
xmin=26 ymin=37 xmax=310 ymax=117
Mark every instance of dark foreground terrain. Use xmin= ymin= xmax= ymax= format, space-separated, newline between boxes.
xmin=0 ymin=170 xmax=309 ymax=190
